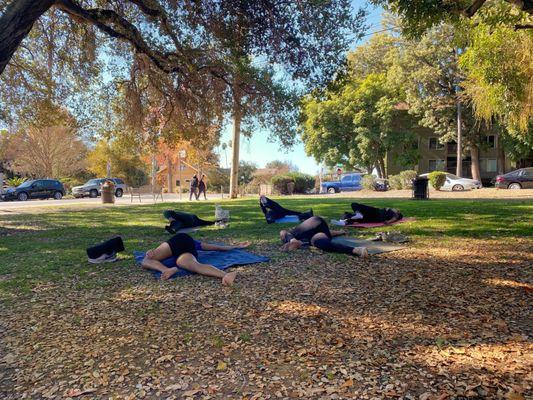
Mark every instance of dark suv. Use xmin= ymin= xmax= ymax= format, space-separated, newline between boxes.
xmin=494 ymin=168 xmax=533 ymax=189
xmin=1 ymin=179 xmax=65 ymax=201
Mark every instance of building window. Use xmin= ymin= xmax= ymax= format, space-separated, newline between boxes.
xmin=428 ymin=137 xmax=444 ymax=150
xmin=485 ymin=135 xmax=495 ymax=148
xmin=428 ymin=159 xmax=445 ymax=171
xmin=485 ymin=159 xmax=497 ymax=172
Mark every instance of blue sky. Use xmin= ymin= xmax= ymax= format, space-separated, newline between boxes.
xmin=218 ymin=2 xmax=384 ymax=175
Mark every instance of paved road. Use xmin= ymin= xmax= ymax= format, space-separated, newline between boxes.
xmin=0 ymin=192 xmax=227 ymax=213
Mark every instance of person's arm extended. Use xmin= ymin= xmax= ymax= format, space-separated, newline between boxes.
xmin=200 ymin=241 xmax=251 ymax=251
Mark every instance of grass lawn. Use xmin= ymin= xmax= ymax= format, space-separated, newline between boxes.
xmin=0 ymin=197 xmax=532 ymax=399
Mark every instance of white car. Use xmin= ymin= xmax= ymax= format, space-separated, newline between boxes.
xmin=420 ymin=173 xmax=482 ymax=191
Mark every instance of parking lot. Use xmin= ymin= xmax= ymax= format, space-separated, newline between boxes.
xmin=0 ymin=192 xmax=226 ymax=213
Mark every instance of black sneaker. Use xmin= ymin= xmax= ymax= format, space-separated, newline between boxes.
xmin=88 ymin=252 xmax=117 ymax=264
xmin=165 ymin=225 xmax=176 ymax=234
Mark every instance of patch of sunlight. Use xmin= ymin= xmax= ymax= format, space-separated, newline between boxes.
xmin=271 ymin=300 xmax=328 ymax=317
xmin=484 ymin=278 xmax=533 ymax=291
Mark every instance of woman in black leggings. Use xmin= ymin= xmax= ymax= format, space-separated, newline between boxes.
xmin=141 ymin=232 xmax=250 ymax=283
xmin=279 ymin=216 xmax=368 ymax=257
xmin=343 ymin=203 xmax=403 ymax=224
xmin=163 ymin=210 xmax=215 ymax=234
xmin=260 ymin=195 xmax=313 ymax=224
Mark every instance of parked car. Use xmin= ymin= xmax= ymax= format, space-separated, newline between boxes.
xmin=321 ymin=173 xmax=363 ymax=194
xmin=71 ymin=178 xmax=127 ymax=198
xmin=419 ymin=173 xmax=482 ymax=191
xmin=1 ymin=179 xmax=65 ymax=201
xmin=494 ymin=167 xmax=533 ymax=189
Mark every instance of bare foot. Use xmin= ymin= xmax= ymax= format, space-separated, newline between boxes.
xmin=353 ymin=247 xmax=369 ymax=258
xmin=146 ymin=249 xmax=155 ymax=259
xmin=287 ymin=239 xmax=303 ymax=251
xmin=222 ymin=271 xmax=237 ymax=286
xmin=234 ymin=241 xmax=251 ymax=249
xmin=161 ymin=267 xmax=178 ymax=280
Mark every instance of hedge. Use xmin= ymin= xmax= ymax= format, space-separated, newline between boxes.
xmin=428 ymin=171 xmax=447 ymax=190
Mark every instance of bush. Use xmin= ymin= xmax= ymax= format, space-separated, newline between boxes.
xmin=361 ymin=174 xmax=376 ymax=190
xmin=388 ymin=174 xmax=403 ymax=190
xmin=271 ymin=172 xmax=315 ymax=194
xmin=428 ymin=171 xmax=447 ymax=190
xmin=6 ymin=177 xmax=26 ymax=187
xmin=271 ymin=175 xmax=294 ymax=195
xmin=286 ymin=172 xmax=315 ymax=193
xmin=399 ymin=170 xmax=418 ymax=190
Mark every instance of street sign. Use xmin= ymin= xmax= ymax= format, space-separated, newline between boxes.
xmin=336 ymin=168 xmax=342 ymax=176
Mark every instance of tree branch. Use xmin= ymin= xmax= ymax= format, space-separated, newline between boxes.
xmin=463 ymin=0 xmax=487 ymax=17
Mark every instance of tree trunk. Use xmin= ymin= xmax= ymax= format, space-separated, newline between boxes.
xmin=0 ymin=0 xmax=56 ymax=75
xmin=151 ymin=155 xmax=157 ymax=188
xmin=470 ymin=144 xmax=481 ymax=182
xmin=229 ymin=87 xmax=241 ymax=199
xmin=496 ymin=133 xmax=506 ymax=174
xmin=167 ymin=157 xmax=173 ymax=193
xmin=456 ymin=99 xmax=463 ymax=177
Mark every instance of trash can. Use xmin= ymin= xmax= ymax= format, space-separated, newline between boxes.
xmin=101 ymin=179 xmax=115 ymax=204
xmin=412 ymin=177 xmax=429 ymax=200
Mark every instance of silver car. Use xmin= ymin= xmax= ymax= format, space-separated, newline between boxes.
xmin=72 ymin=178 xmax=127 ymax=198
xmin=420 ymin=173 xmax=482 ymax=191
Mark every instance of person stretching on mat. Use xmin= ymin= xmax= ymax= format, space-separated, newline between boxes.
xmin=141 ymin=232 xmax=251 ymax=283
xmin=279 ymin=216 xmax=369 ymax=258
xmin=343 ymin=202 xmax=403 ymax=225
xmin=260 ymin=195 xmax=313 ymax=224
xmin=163 ymin=210 xmax=215 ymax=234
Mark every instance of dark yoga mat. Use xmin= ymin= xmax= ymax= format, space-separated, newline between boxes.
xmin=134 ymin=248 xmax=269 ymax=279
xmin=331 ymin=237 xmax=406 ymax=255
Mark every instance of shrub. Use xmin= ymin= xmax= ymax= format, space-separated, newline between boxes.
xmin=286 ymin=172 xmax=315 ymax=193
xmin=388 ymin=174 xmax=403 ymax=190
xmin=6 ymin=177 xmax=26 ymax=187
xmin=361 ymin=174 xmax=376 ymax=190
xmin=271 ymin=174 xmax=294 ymax=195
xmin=399 ymin=170 xmax=417 ymax=190
xmin=428 ymin=171 xmax=447 ymax=190
xmin=270 ymin=172 xmax=315 ymax=194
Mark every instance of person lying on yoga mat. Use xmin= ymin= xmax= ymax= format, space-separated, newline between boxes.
xmin=279 ymin=216 xmax=369 ymax=258
xmin=163 ymin=210 xmax=215 ymax=234
xmin=343 ymin=202 xmax=403 ymax=225
xmin=141 ymin=232 xmax=251 ymax=283
xmin=259 ymin=195 xmax=313 ymax=224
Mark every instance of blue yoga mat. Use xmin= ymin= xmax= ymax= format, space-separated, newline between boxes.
xmin=134 ymin=248 xmax=269 ymax=279
xmin=274 ymin=215 xmax=300 ymax=223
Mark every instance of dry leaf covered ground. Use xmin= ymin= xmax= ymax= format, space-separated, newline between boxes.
xmin=0 ymin=197 xmax=531 ymax=399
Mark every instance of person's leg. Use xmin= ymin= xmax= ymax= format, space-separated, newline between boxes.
xmin=350 ymin=202 xmax=384 ymax=222
xmin=290 ymin=216 xmax=331 ymax=242
xmin=311 ymin=233 xmax=368 ymax=257
xmin=192 ymin=215 xmax=215 ymax=226
xmin=141 ymin=242 xmax=179 ymax=280
xmin=176 ymin=253 xmax=237 ymax=285
xmin=261 ymin=196 xmax=303 ymax=218
xmin=189 ymin=189 xmax=193 ymax=201
xmin=203 ymin=188 xmax=207 ymax=200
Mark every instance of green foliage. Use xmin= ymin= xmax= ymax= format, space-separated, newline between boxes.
xmin=6 ymin=177 xmax=26 ymax=187
xmin=271 ymin=175 xmax=294 ymax=195
xmin=239 ymin=161 xmax=257 ymax=185
xmin=87 ymin=139 xmax=148 ymax=187
xmin=271 ymin=172 xmax=315 ymax=194
xmin=361 ymin=174 xmax=376 ymax=190
xmin=399 ymin=170 xmax=418 ymax=189
xmin=459 ymin=16 xmax=532 ymax=134
xmin=286 ymin=172 xmax=315 ymax=194
xmin=205 ymin=168 xmax=230 ymax=193
xmin=388 ymin=174 xmax=402 ymax=190
xmin=428 ymin=171 xmax=447 ymax=190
